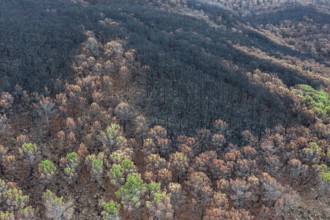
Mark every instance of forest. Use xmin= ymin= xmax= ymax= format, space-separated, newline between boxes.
xmin=0 ymin=0 xmax=330 ymax=219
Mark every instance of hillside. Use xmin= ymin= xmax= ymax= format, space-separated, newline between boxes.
xmin=0 ymin=0 xmax=330 ymax=219
xmin=196 ymin=0 xmax=330 ymax=15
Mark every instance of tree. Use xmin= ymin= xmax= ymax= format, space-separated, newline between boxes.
xmin=56 ymin=131 xmax=65 ymax=150
xmin=60 ymin=152 xmax=80 ymax=185
xmin=241 ymin=146 xmax=257 ymax=160
xmin=0 ymin=211 xmax=15 ymax=220
xmin=1 ymin=188 xmax=28 ymax=211
xmin=259 ymin=139 xmax=275 ymax=157
xmin=38 ymin=160 xmax=56 ymax=183
xmin=274 ymin=190 xmax=300 ymax=219
xmin=264 ymin=155 xmax=281 ymax=175
xmin=316 ymin=169 xmax=330 ymax=200
xmin=146 ymin=182 xmax=173 ymax=220
xmin=260 ymin=172 xmax=283 ymax=206
xmin=178 ymin=144 xmax=194 ymax=161
xmin=204 ymin=208 xmax=253 ymax=220
xmin=66 ymin=131 xmax=77 ymax=149
xmin=19 ymin=143 xmax=39 ymax=176
xmin=65 ymin=117 xmax=76 ymax=132
xmin=43 ymin=190 xmax=74 ymax=220
xmin=104 ymin=40 xmax=123 ymax=58
xmin=0 ymin=145 xmax=8 ymax=175
xmin=300 ymin=142 xmax=322 ymax=164
xmin=213 ymin=119 xmax=228 ymax=134
xmin=99 ymin=123 xmax=121 ymax=151
xmin=16 ymin=207 xmax=36 ymax=220
xmin=148 ymin=126 xmax=167 ymax=141
xmin=211 ymin=191 xmax=228 ymax=209
xmin=109 ymin=158 xmax=136 ymax=187
xmin=176 ymin=136 xmax=197 ymax=150
xmin=235 ymin=159 xmax=257 ymax=177
xmin=193 ymin=151 xmax=217 ymax=174
xmin=114 ymin=103 xmax=134 ymax=131
xmin=115 ymin=173 xmax=146 ymax=219
xmin=109 ymin=148 xmax=134 ymax=164
xmin=168 ymin=182 xmax=186 ymax=218
xmin=2 ymin=154 xmax=16 ymax=176
xmin=0 ymin=114 xmax=10 ymax=133
xmin=83 ymin=35 xmax=101 ymax=56
xmin=241 ymin=130 xmax=257 ymax=146
xmin=119 ymin=66 xmax=131 ymax=89
xmin=0 ymin=179 xmax=36 ymax=219
xmin=210 ymin=159 xmax=227 ymax=180
xmin=259 ymin=205 xmax=270 ymax=219
xmin=196 ymin=129 xmax=212 ymax=153
xmin=156 ymin=138 xmax=171 ymax=157
xmin=134 ymin=115 xmax=148 ymax=144
xmin=145 ymin=126 xmax=171 ymax=157
xmin=142 ymin=138 xmax=156 ymax=156
xmin=0 ymin=92 xmax=14 ymax=114
xmin=38 ymin=97 xmax=55 ymax=136
xmin=224 ymin=149 xmax=242 ymax=162
xmin=77 ymin=143 xmax=89 ymax=158
xmin=157 ymin=168 xmax=172 ymax=186
xmin=185 ymin=171 xmax=213 ymax=219
xmin=169 ymin=152 xmax=189 ymax=182
xmin=100 ymin=200 xmax=121 ymax=220
xmin=115 ymin=136 xmax=128 ymax=149
xmin=288 ymin=159 xmax=307 ymax=186
xmin=230 ymin=178 xmax=253 ymax=209
xmin=211 ymin=133 xmax=226 ymax=151
xmin=85 ymin=152 xmax=104 ymax=186
xmin=109 ymin=164 xmax=125 ymax=187
xmin=145 ymin=154 xmax=168 ymax=172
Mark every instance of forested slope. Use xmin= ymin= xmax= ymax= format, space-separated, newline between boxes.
xmin=0 ymin=0 xmax=330 ymax=219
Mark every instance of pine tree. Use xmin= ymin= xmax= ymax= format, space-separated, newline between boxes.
xmin=115 ymin=173 xmax=146 ymax=219
xmin=100 ymin=200 xmax=121 ymax=220
xmin=43 ymin=190 xmax=74 ymax=220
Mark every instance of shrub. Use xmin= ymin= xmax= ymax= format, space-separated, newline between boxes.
xmin=86 ymin=152 xmax=104 ymax=185
xmin=38 ymin=160 xmax=56 ymax=181
xmin=43 ymin=190 xmax=73 ymax=220
xmin=101 ymin=200 xmax=121 ymax=220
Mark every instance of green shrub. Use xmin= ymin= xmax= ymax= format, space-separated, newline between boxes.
xmin=38 ymin=160 xmax=56 ymax=181
xmin=115 ymin=173 xmax=146 ymax=211
xmin=60 ymin=152 xmax=80 ymax=184
xmin=20 ymin=143 xmax=38 ymax=166
xmin=321 ymin=172 xmax=330 ymax=182
xmin=102 ymin=200 xmax=120 ymax=215
xmin=85 ymin=152 xmax=104 ymax=184
xmin=294 ymin=84 xmax=330 ymax=118
xmin=0 ymin=211 xmax=14 ymax=220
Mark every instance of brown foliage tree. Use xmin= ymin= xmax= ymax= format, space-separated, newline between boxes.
xmin=260 ymin=172 xmax=284 ymax=206
xmin=168 ymin=182 xmax=186 ymax=218
xmin=185 ymin=171 xmax=213 ymax=219
xmin=114 ymin=102 xmax=134 ymax=131
xmin=274 ymin=190 xmax=300 ymax=219
xmin=230 ymin=178 xmax=253 ymax=209
xmin=204 ymin=207 xmax=253 ymax=220
xmin=169 ymin=152 xmax=189 ymax=182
